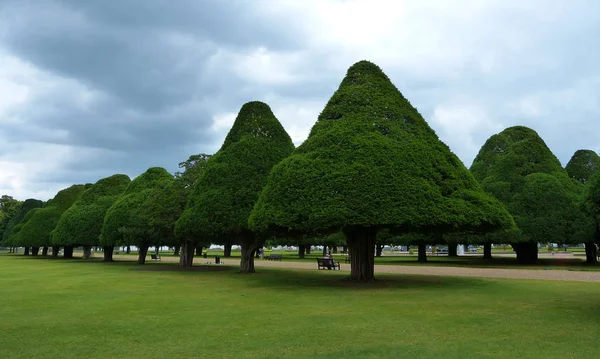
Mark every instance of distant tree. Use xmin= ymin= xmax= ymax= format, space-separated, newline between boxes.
xmin=2 ymin=199 xmax=44 ymax=251
xmin=172 ymin=154 xmax=212 ymax=265
xmin=250 ymin=61 xmax=514 ymax=281
xmin=174 ymin=154 xmax=212 ymax=190
xmin=51 ymin=174 xmax=131 ymax=261
xmin=176 ymin=101 xmax=294 ymax=273
xmin=100 ymin=168 xmax=173 ymax=264
xmin=565 ymin=150 xmax=600 ymax=185
xmin=16 ymin=184 xmax=90 ymax=257
xmin=471 ymin=126 xmax=581 ymax=262
xmin=0 ymin=195 xmax=22 ymax=246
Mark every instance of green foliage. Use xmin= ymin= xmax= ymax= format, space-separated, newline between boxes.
xmin=565 ymin=150 xmax=600 ymax=184
xmin=1 ymin=199 xmax=44 ymax=246
xmin=0 ymin=195 xmax=22 ymax=239
xmin=176 ymin=101 xmax=294 ymax=241
xmin=174 ymin=154 xmax=212 ymax=192
xmin=471 ymin=126 xmax=582 ymax=244
xmin=128 ymin=178 xmax=185 ymax=247
xmin=16 ymin=184 xmax=89 ymax=247
xmin=250 ymin=61 xmax=513 ymax=235
xmin=51 ymin=174 xmax=131 ymax=247
xmin=100 ymin=168 xmax=173 ymax=247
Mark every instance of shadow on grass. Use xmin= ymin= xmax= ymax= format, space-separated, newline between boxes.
xmin=240 ymin=267 xmax=493 ymax=292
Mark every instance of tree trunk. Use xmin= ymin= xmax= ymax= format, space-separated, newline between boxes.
xmin=513 ymin=242 xmax=538 ymax=263
xmin=333 ymin=246 xmax=338 ymax=254
xmin=195 ymin=245 xmax=202 ymax=256
xmin=447 ymin=242 xmax=457 ymax=257
xmin=483 ymin=243 xmax=492 ymax=259
xmin=155 ymin=246 xmax=160 ymax=254
xmin=31 ymin=247 xmax=40 ymax=256
xmin=375 ymin=244 xmax=383 ymax=257
xmin=178 ymin=242 xmax=195 ymax=268
xmin=173 ymin=246 xmax=180 ymax=256
xmin=584 ymin=241 xmax=597 ymax=264
xmin=417 ymin=243 xmax=427 ymax=262
xmin=298 ymin=245 xmax=306 ymax=259
xmin=240 ymin=235 xmax=262 ymax=274
xmin=82 ymin=246 xmax=92 ymax=260
xmin=322 ymin=246 xmax=328 ymax=256
xmin=63 ymin=246 xmax=74 ymax=258
xmin=344 ymin=227 xmax=376 ymax=281
xmin=51 ymin=246 xmax=59 ymax=258
xmin=41 ymin=247 xmax=48 ymax=256
xmin=306 ymin=246 xmax=311 ymax=255
xmin=24 ymin=247 xmax=30 ymax=256
xmin=126 ymin=245 xmax=130 ymax=254
xmin=137 ymin=245 xmax=148 ymax=264
xmin=223 ymin=244 xmax=232 ymax=257
xmin=103 ymin=246 xmax=114 ymax=262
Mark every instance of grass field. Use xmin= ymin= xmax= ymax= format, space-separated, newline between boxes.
xmin=1 ymin=253 xmax=599 ymax=358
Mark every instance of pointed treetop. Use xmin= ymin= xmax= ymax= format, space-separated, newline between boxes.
xmin=250 ymin=61 xmax=513 ymax=234
xmin=221 ymin=101 xmax=292 ymax=150
xmin=176 ymin=100 xmax=294 ymax=240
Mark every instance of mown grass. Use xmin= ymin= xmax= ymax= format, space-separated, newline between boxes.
xmin=1 ymin=253 xmax=600 ymax=358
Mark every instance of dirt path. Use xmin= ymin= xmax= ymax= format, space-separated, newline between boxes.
xmin=113 ymin=254 xmax=600 ymax=283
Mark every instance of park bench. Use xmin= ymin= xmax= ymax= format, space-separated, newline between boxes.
xmin=150 ymin=254 xmax=161 ymax=261
xmin=344 ymin=256 xmax=351 ymax=264
xmin=265 ymin=254 xmax=282 ymax=261
xmin=317 ymin=258 xmax=340 ymax=270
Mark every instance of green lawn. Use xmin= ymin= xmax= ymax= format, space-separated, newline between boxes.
xmin=1 ymin=253 xmax=599 ymax=359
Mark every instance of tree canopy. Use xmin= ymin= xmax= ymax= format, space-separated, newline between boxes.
xmin=565 ymin=150 xmax=600 ymax=185
xmin=16 ymin=184 xmax=90 ymax=248
xmin=470 ymin=126 xmax=581 ymax=260
xmin=250 ymin=61 xmax=512 ymax=234
xmin=99 ymin=167 xmax=173 ymax=255
xmin=2 ymin=199 xmax=44 ymax=247
xmin=51 ymin=174 xmax=131 ymax=248
xmin=249 ymin=60 xmax=513 ymax=280
xmin=176 ymin=101 xmax=294 ymax=272
xmin=0 ymin=195 xmax=22 ymax=240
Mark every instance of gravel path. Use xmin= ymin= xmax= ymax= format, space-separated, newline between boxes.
xmin=115 ymin=254 xmax=600 ymax=282
xmin=252 ymin=260 xmax=600 ymax=283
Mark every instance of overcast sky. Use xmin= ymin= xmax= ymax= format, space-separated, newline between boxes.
xmin=1 ymin=0 xmax=599 ymax=200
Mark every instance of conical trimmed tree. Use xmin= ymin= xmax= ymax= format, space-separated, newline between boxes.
xmin=16 ymin=184 xmax=90 ymax=257
xmin=567 ymin=150 xmax=600 ymax=263
xmin=249 ymin=61 xmax=513 ymax=281
xmin=100 ymin=167 xmax=173 ymax=264
xmin=51 ymin=174 xmax=131 ymax=261
xmin=471 ymin=126 xmax=581 ymax=262
xmin=2 ymin=199 xmax=44 ymax=250
xmin=176 ymin=101 xmax=294 ymax=273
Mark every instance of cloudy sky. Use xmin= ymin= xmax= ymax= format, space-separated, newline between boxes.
xmin=1 ymin=0 xmax=599 ymax=200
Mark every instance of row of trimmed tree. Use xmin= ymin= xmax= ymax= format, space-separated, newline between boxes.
xmin=2 ymin=60 xmax=600 ymax=281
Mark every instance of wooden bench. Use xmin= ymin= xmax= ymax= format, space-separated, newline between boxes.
xmin=265 ymin=254 xmax=282 ymax=261
xmin=317 ymin=258 xmax=340 ymax=270
xmin=150 ymin=254 xmax=161 ymax=261
xmin=344 ymin=256 xmax=351 ymax=264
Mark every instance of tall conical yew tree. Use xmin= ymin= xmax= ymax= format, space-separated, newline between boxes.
xmin=250 ymin=61 xmax=513 ymax=281
xmin=2 ymin=199 xmax=44 ymax=251
xmin=100 ymin=167 xmax=173 ymax=264
xmin=16 ymin=184 xmax=90 ymax=257
xmin=471 ymin=126 xmax=581 ymax=262
xmin=176 ymin=101 xmax=294 ymax=273
xmin=567 ymin=150 xmax=600 ymax=263
xmin=51 ymin=174 xmax=131 ymax=261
